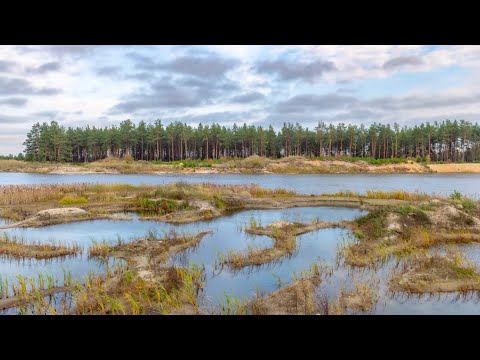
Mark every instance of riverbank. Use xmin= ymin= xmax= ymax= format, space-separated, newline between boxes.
xmin=0 ymin=157 xmax=439 ymax=174
xmin=1 ymin=157 xmax=479 ymax=174
xmin=427 ymin=163 xmax=480 ymax=173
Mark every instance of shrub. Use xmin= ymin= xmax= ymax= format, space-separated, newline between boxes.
xmin=462 ymin=198 xmax=477 ymax=210
xmin=213 ymin=195 xmax=225 ymax=209
xmin=395 ymin=206 xmax=431 ymax=225
xmin=238 ymin=155 xmax=271 ymax=169
xmin=450 ymin=190 xmax=462 ymax=201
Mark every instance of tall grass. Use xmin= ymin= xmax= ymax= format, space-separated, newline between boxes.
xmin=0 ymin=270 xmax=73 ymax=300
xmin=0 ymin=183 xmax=143 ymax=205
xmin=0 ymin=233 xmax=81 ymax=259
xmin=70 ymin=263 xmax=205 ymax=315
xmin=364 ymin=190 xmax=430 ymax=201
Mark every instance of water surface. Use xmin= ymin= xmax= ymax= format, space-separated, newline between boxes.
xmin=1 ymin=172 xmax=479 ymax=197
xmin=2 ymin=200 xmax=480 ymax=314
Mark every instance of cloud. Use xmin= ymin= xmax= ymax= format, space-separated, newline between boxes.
xmin=330 ymin=109 xmax=381 ymax=122
xmin=231 ymin=91 xmax=265 ymax=103
xmin=26 ymin=61 xmax=61 ymax=74
xmin=110 ymin=71 xmax=241 ymax=115
xmin=160 ymin=56 xmax=239 ymax=79
xmin=177 ymin=76 xmax=239 ymax=92
xmin=32 ymin=111 xmax=59 ymax=118
xmin=275 ymin=94 xmax=358 ymax=113
xmin=109 ymin=80 xmax=208 ymax=114
xmin=125 ymin=72 xmax=153 ymax=81
xmin=255 ymin=59 xmax=336 ymax=82
xmin=383 ymin=56 xmax=423 ymax=70
xmin=0 ymin=115 xmax=32 ymax=124
xmin=257 ymin=112 xmax=324 ymax=129
xmin=37 ymin=45 xmax=102 ymax=58
xmin=164 ymin=111 xmax=256 ymax=126
xmin=132 ymin=54 xmax=240 ymax=79
xmin=0 ymin=60 xmax=15 ymax=73
xmin=95 ymin=66 xmax=122 ymax=77
xmin=366 ymin=93 xmax=480 ymax=111
xmin=336 ymin=87 xmax=357 ymax=94
xmin=0 ymin=77 xmax=61 ymax=96
xmin=0 ymin=97 xmax=28 ymax=107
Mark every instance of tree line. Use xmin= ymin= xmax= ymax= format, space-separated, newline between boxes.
xmin=22 ymin=119 xmax=480 ymax=162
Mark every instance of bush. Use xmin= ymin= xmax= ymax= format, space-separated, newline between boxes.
xmin=462 ymin=198 xmax=477 ymax=210
xmin=450 ymin=190 xmax=462 ymax=201
xmin=395 ymin=206 xmax=431 ymax=225
xmin=136 ymin=196 xmax=188 ymax=215
xmin=238 ymin=155 xmax=271 ymax=169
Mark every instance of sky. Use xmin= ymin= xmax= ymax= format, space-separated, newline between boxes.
xmin=1 ymin=45 xmax=480 ymax=155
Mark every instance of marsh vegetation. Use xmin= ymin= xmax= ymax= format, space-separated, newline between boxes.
xmin=0 ymin=183 xmax=479 ymax=315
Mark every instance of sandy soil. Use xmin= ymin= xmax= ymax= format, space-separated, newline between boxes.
xmin=1 ymin=207 xmax=88 ymax=228
xmin=427 ymin=163 xmax=480 ymax=173
xmin=390 ymin=254 xmax=480 ymax=293
xmin=0 ymin=158 xmax=441 ymax=175
xmin=249 ymin=276 xmax=321 ymax=314
xmin=301 ymin=160 xmax=429 ymax=173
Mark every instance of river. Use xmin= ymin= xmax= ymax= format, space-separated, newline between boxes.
xmin=1 ymin=172 xmax=479 ymax=198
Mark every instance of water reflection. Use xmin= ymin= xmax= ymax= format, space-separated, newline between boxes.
xmin=2 ymin=204 xmax=480 ymax=314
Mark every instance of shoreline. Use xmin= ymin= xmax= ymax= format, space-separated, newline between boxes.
xmin=1 ymin=158 xmax=480 ymax=175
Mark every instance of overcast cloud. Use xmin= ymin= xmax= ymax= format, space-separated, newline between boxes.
xmin=1 ymin=45 xmax=480 ymax=154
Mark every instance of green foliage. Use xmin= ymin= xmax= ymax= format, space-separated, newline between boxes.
xmin=395 ymin=205 xmax=430 ymax=225
xmin=450 ymin=264 xmax=477 ymax=278
xmin=450 ymin=190 xmax=463 ymax=201
xmin=136 ymin=196 xmax=185 ymax=215
xmin=315 ymin=156 xmax=408 ymax=165
xmin=59 ymin=196 xmax=88 ymax=205
xmin=462 ymin=198 xmax=477 ymax=210
xmin=20 ymin=119 xmax=480 ymax=163
xmin=0 ymin=153 xmax=24 ymax=160
xmin=213 ymin=195 xmax=225 ymax=209
xmin=150 ymin=159 xmax=217 ymax=168
xmin=355 ymin=210 xmax=386 ymax=239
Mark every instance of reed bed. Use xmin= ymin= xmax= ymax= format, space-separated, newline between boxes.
xmin=364 ymin=190 xmax=430 ymax=201
xmin=390 ymin=249 xmax=480 ymax=294
xmin=71 ymin=264 xmax=206 ymax=315
xmin=0 ymin=184 xmax=89 ymax=205
xmin=0 ymin=233 xmax=81 ymax=259
xmin=323 ymin=190 xmax=431 ymax=201
xmin=0 ymin=183 xmax=145 ymax=206
xmin=0 ymin=269 xmax=73 ymax=300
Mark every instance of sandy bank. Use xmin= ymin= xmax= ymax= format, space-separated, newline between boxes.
xmin=427 ymin=163 xmax=480 ymax=173
xmin=0 ymin=158 xmax=439 ymax=175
